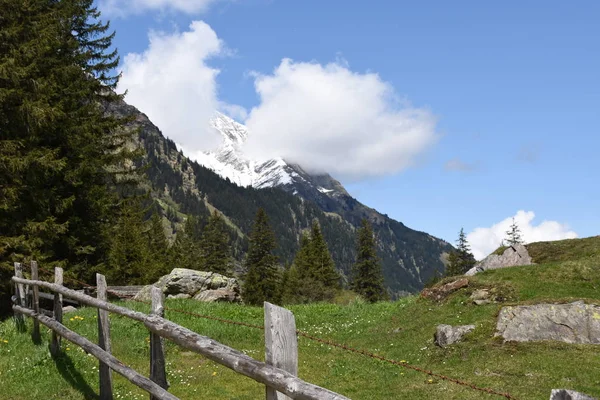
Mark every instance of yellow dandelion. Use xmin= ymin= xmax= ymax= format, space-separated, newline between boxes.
xmin=66 ymin=347 xmax=71 ymax=351
xmin=427 ymin=379 xmax=433 ymax=384
xmin=3 ymin=340 xmax=8 ymax=343
xmin=70 ymin=318 xmax=74 ymax=321
xmin=212 ymin=372 xmax=217 ymax=377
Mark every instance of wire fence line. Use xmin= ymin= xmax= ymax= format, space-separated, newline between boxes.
xmin=25 ymin=262 xmax=518 ymax=399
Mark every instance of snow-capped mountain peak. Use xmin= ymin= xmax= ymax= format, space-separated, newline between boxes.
xmin=195 ymin=112 xmax=297 ymax=189
xmin=195 ymin=112 xmax=348 ymax=203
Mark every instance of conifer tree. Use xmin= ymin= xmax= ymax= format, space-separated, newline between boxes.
xmin=243 ymin=209 xmax=281 ymax=305
xmin=351 ymin=219 xmax=387 ymax=302
xmin=309 ymin=221 xmax=341 ymax=290
xmin=198 ymin=211 xmax=232 ymax=275
xmin=446 ymin=228 xmax=476 ymax=276
xmin=285 ymin=233 xmax=317 ymax=303
xmin=169 ymin=215 xmax=202 ymax=271
xmin=105 ymin=198 xmax=151 ymax=284
xmin=505 ymin=218 xmax=523 ymax=246
xmin=0 ymin=0 xmax=136 ymax=307
xmin=146 ymin=210 xmax=169 ymax=281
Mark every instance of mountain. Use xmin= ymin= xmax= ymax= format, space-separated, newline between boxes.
xmin=108 ymin=101 xmax=453 ymax=296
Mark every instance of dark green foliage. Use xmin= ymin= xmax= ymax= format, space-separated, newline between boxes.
xmin=104 ymin=198 xmax=150 ymax=284
xmin=446 ymin=228 xmax=476 ymax=276
xmin=198 ymin=212 xmax=232 ymax=275
xmin=351 ymin=219 xmax=387 ymax=302
xmin=168 ymin=215 xmax=202 ymax=271
xmin=146 ymin=210 xmax=169 ymax=281
xmin=243 ymin=209 xmax=281 ymax=305
xmin=0 ymin=0 xmax=136 ymax=312
xmin=505 ymin=218 xmax=523 ymax=246
xmin=284 ymin=222 xmax=341 ymax=303
xmin=309 ymin=222 xmax=341 ymax=290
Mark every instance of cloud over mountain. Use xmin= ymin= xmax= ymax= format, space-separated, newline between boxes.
xmin=467 ymin=210 xmax=578 ymax=260
xmin=118 ymin=21 xmax=225 ymax=152
xmin=244 ymin=59 xmax=439 ymax=181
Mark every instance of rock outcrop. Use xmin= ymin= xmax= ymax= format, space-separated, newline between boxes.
xmin=496 ymin=301 xmax=600 ymax=344
xmin=550 ymin=389 xmax=598 ymax=400
xmin=434 ymin=324 xmax=475 ymax=347
xmin=134 ymin=268 xmax=241 ymax=303
xmin=421 ymin=278 xmax=469 ymax=301
xmin=466 ymin=244 xmax=532 ymax=276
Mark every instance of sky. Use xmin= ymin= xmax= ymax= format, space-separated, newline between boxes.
xmin=100 ymin=0 xmax=599 ymax=259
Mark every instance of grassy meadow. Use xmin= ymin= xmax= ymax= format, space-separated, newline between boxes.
xmin=1 ymin=236 xmax=599 ymax=399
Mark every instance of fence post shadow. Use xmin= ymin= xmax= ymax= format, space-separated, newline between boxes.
xmin=52 ymin=351 xmax=99 ymax=400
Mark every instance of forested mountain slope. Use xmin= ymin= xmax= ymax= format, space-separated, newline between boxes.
xmin=108 ymin=100 xmax=453 ymax=295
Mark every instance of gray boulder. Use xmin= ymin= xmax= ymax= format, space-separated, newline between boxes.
xmin=550 ymin=389 xmax=598 ymax=400
xmin=135 ymin=268 xmax=241 ymax=303
xmin=496 ymin=301 xmax=600 ymax=344
xmin=434 ymin=324 xmax=475 ymax=347
xmin=466 ymin=244 xmax=532 ymax=276
xmin=62 ymin=305 xmax=78 ymax=314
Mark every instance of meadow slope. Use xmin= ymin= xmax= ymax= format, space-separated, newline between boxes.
xmin=1 ymin=236 xmax=599 ymax=399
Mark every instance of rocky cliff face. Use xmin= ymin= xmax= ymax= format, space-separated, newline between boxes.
xmin=109 ymin=101 xmax=453 ymax=296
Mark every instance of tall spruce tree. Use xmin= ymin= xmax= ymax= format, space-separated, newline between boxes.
xmin=105 ymin=198 xmax=151 ymax=284
xmin=146 ymin=210 xmax=169 ymax=281
xmin=243 ymin=208 xmax=281 ymax=305
xmin=446 ymin=228 xmax=476 ymax=276
xmin=351 ymin=219 xmax=387 ymax=302
xmin=505 ymin=218 xmax=523 ymax=246
xmin=0 ymin=0 xmax=135 ymax=311
xmin=169 ymin=215 xmax=202 ymax=270
xmin=309 ymin=221 xmax=340 ymax=290
xmin=284 ymin=233 xmax=317 ymax=303
xmin=198 ymin=211 xmax=231 ymax=275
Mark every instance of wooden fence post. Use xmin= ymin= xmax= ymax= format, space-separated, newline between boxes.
xmin=150 ymin=286 xmax=168 ymax=399
xmin=13 ymin=262 xmax=25 ymax=331
xmin=31 ymin=261 xmax=41 ymax=342
xmin=97 ymin=273 xmax=113 ymax=400
xmin=264 ymin=302 xmax=298 ymax=400
xmin=50 ymin=267 xmax=63 ymax=356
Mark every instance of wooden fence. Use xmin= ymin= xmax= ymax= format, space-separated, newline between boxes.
xmin=11 ymin=262 xmax=349 ymax=400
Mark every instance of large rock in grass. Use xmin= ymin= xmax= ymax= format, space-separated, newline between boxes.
xmin=434 ymin=324 xmax=475 ymax=347
xmin=135 ymin=268 xmax=241 ymax=303
xmin=550 ymin=389 xmax=598 ymax=400
xmin=466 ymin=244 xmax=532 ymax=276
xmin=496 ymin=301 xmax=600 ymax=344
xmin=421 ymin=278 xmax=469 ymax=301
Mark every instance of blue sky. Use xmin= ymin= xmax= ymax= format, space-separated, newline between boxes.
xmin=102 ymin=0 xmax=599 ymax=258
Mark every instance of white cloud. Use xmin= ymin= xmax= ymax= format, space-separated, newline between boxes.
xmin=467 ymin=210 xmax=578 ymax=260
xmin=118 ymin=21 xmax=227 ymax=152
xmin=100 ymin=0 xmax=221 ymax=17
xmin=243 ymin=59 xmax=439 ymax=181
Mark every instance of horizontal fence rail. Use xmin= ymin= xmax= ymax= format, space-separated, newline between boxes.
xmin=11 ymin=273 xmax=349 ymax=400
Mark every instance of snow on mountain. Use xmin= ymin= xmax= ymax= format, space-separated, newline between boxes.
xmin=195 ymin=112 xmax=304 ymax=189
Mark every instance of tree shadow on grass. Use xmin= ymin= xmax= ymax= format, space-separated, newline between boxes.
xmin=53 ymin=351 xmax=99 ymax=400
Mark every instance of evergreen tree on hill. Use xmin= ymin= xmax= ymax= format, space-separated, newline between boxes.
xmin=0 ymin=0 xmax=136 ymax=311
xmin=105 ymin=198 xmax=151 ymax=284
xmin=505 ymin=218 xmax=524 ymax=246
xmin=169 ymin=215 xmax=202 ymax=271
xmin=446 ymin=228 xmax=476 ymax=276
xmin=198 ymin=211 xmax=232 ymax=275
xmin=146 ymin=210 xmax=169 ymax=281
xmin=309 ymin=221 xmax=341 ymax=291
xmin=243 ymin=208 xmax=281 ymax=305
xmin=351 ymin=219 xmax=387 ymax=302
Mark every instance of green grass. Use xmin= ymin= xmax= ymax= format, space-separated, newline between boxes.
xmin=1 ymin=236 xmax=600 ymax=399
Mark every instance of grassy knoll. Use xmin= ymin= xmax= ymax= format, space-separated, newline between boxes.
xmin=1 ymin=236 xmax=599 ymax=399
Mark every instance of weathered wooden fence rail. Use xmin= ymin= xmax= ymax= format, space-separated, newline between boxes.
xmin=11 ymin=262 xmax=349 ymax=400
